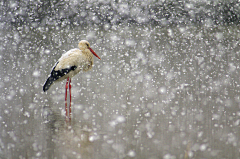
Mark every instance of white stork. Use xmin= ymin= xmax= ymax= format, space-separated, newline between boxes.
xmin=43 ymin=40 xmax=101 ymax=121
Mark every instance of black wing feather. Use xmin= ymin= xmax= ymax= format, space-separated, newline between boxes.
xmin=43 ymin=62 xmax=77 ymax=92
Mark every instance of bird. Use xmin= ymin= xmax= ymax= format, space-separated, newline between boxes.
xmin=43 ymin=40 xmax=101 ymax=121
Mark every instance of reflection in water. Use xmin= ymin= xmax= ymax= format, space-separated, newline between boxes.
xmin=0 ymin=24 xmax=240 ymax=158
xmin=44 ymin=107 xmax=94 ymax=159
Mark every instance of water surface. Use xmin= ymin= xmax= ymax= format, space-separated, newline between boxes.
xmin=0 ymin=24 xmax=240 ymax=158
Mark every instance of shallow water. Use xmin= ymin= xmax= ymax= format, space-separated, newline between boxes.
xmin=0 ymin=24 xmax=240 ymax=158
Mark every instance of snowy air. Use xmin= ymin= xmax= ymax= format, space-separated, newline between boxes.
xmin=0 ymin=0 xmax=240 ymax=158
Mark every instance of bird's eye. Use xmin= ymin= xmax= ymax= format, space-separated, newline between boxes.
xmin=86 ymin=43 xmax=89 ymax=47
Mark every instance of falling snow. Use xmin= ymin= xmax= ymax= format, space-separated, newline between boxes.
xmin=0 ymin=0 xmax=240 ymax=159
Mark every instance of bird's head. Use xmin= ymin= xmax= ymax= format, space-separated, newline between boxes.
xmin=78 ymin=40 xmax=101 ymax=60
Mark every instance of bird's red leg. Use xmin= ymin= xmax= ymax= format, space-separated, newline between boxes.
xmin=65 ymin=77 xmax=69 ymax=121
xmin=69 ymin=78 xmax=72 ymax=122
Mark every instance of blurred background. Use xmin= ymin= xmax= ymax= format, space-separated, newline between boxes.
xmin=0 ymin=0 xmax=240 ymax=158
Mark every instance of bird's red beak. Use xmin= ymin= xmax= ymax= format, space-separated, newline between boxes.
xmin=89 ymin=48 xmax=101 ymax=60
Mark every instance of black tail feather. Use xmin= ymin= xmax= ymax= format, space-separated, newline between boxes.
xmin=43 ymin=77 xmax=55 ymax=92
xmin=43 ymin=62 xmax=77 ymax=92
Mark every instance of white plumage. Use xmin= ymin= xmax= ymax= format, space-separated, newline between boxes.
xmin=43 ymin=40 xmax=100 ymax=92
